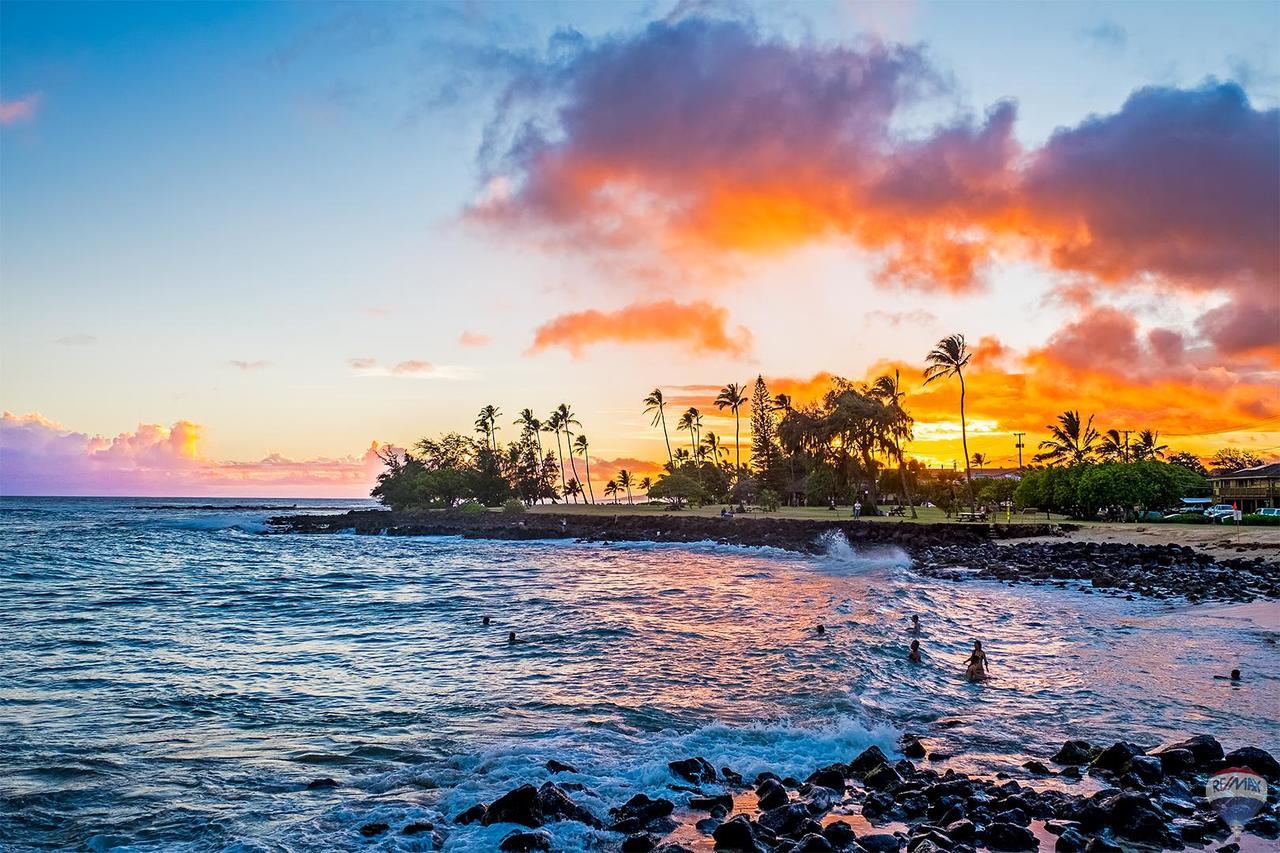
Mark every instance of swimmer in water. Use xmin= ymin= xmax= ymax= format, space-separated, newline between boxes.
xmin=816 ymin=623 xmax=826 ymax=635
xmin=964 ymin=640 xmax=989 ymax=682
xmin=908 ymin=639 xmax=922 ymax=663
xmin=1214 ymin=669 xmax=1243 ymax=682
xmin=508 ymin=631 xmax=519 ymax=644
xmin=910 ymin=614 xmax=920 ymax=634
xmin=483 ymin=616 xmax=491 ymax=626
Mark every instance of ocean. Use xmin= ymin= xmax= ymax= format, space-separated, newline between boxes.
xmin=1 ymin=497 xmax=1276 ymax=851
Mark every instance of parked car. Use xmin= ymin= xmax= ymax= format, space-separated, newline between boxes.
xmin=1204 ymin=504 xmax=1236 ymax=520
xmin=1257 ymin=507 xmax=1280 ymax=518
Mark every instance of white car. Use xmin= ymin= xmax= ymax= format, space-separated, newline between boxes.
xmin=1204 ymin=504 xmax=1236 ymax=520
xmin=1257 ymin=507 xmax=1280 ymax=518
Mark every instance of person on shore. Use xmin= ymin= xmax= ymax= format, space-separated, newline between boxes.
xmin=909 ymin=639 xmax=922 ymax=663
xmin=965 ymin=640 xmax=989 ymax=682
xmin=853 ymin=500 xmax=862 ymax=519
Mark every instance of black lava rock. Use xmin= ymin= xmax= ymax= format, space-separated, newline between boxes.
xmin=545 ymin=759 xmax=578 ymax=774
xmin=499 ymin=829 xmax=552 ymax=852
xmin=851 ymin=746 xmax=891 ymax=774
xmin=713 ymin=814 xmax=763 ymax=851
xmin=981 ymin=821 xmax=1037 ymax=851
xmin=306 ymin=777 xmax=338 ymax=790
xmin=1221 ymin=746 xmax=1280 ymax=781
xmin=1052 ymin=740 xmax=1093 ymax=765
xmin=669 ymin=756 xmax=717 ymax=783
xmin=757 ymin=777 xmax=789 ymax=810
xmin=358 ymin=822 xmax=389 ymax=837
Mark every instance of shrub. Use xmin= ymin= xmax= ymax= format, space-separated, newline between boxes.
xmin=1243 ymin=514 xmax=1280 ymax=526
xmin=759 ymin=489 xmax=781 ymax=512
xmin=1165 ymin=513 xmax=1209 ymax=524
xmin=456 ymin=501 xmax=487 ymax=514
xmin=501 ymin=498 xmax=526 ymax=514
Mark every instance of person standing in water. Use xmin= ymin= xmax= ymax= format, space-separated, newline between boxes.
xmin=908 ymin=639 xmax=922 ymax=663
xmin=909 ymin=615 xmax=920 ymax=634
xmin=965 ymin=640 xmax=989 ymax=682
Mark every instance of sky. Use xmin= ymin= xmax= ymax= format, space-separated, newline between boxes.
xmin=1 ymin=0 xmax=1278 ymax=496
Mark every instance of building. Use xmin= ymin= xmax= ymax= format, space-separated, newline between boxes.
xmin=1210 ymin=463 xmax=1280 ymax=513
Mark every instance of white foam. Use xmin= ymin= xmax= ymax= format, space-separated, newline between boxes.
xmin=813 ymin=530 xmax=911 ymax=573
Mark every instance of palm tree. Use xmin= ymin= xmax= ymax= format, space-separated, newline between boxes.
xmin=572 ymin=434 xmax=595 ymax=504
xmin=565 ymin=478 xmax=582 ymax=503
xmin=475 ymin=405 xmax=501 ymax=451
xmin=715 ymin=382 xmax=747 ymax=474
xmin=556 ymin=403 xmax=583 ymax=488
xmin=643 ymin=388 xmax=674 ymax=469
xmin=701 ymin=431 xmax=726 ymax=461
xmin=1132 ymin=429 xmax=1168 ymax=461
xmin=673 ymin=447 xmax=690 ymax=467
xmin=543 ymin=410 xmax=567 ymax=497
xmin=677 ymin=407 xmax=702 ymax=462
xmin=870 ymin=370 xmax=917 ymax=519
xmin=639 ymin=476 xmax=652 ymax=497
xmin=1099 ymin=429 xmax=1130 ymax=462
xmin=604 ymin=479 xmax=619 ymax=503
xmin=514 ymin=408 xmax=545 ymax=500
xmin=617 ymin=469 xmax=634 ymax=504
xmin=971 ymin=452 xmax=988 ymax=469
xmin=923 ymin=334 xmax=974 ymax=512
xmin=1035 ymin=410 xmax=1100 ymax=466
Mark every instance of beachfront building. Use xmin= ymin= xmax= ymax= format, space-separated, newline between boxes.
xmin=1210 ymin=463 xmax=1280 ymax=513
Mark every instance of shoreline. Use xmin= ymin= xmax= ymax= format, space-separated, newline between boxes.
xmin=268 ymin=509 xmax=1280 ymax=605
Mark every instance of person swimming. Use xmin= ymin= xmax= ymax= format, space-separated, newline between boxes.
xmin=508 ymin=631 xmax=519 ymax=644
xmin=816 ymin=623 xmax=826 ymax=635
xmin=908 ymin=639 xmax=922 ymax=663
xmin=483 ymin=616 xmax=491 ymax=626
xmin=910 ymin=615 xmax=920 ymax=634
xmin=964 ymin=640 xmax=989 ymax=682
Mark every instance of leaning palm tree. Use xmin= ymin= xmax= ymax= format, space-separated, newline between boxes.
xmin=543 ymin=410 xmax=568 ymax=496
xmin=556 ymin=403 xmax=583 ymax=488
xmin=1132 ymin=429 xmax=1168 ymax=462
xmin=701 ymin=431 xmax=727 ymax=461
xmin=604 ymin=479 xmax=619 ymax=503
xmin=617 ymin=469 xmax=634 ymax=504
xmin=923 ymin=334 xmax=974 ymax=512
xmin=643 ymin=388 xmax=674 ymax=469
xmin=715 ymin=382 xmax=747 ymax=474
xmin=1034 ymin=410 xmax=1100 ymax=466
xmin=870 ymin=370 xmax=917 ymax=519
xmin=572 ymin=434 xmax=595 ymax=504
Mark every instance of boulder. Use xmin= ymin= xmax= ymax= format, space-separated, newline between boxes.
xmin=1156 ymin=748 xmax=1196 ymax=776
xmin=981 ymin=822 xmax=1037 ymax=851
xmin=689 ymin=794 xmax=734 ymax=813
xmin=536 ymin=781 xmax=601 ymax=827
xmin=1022 ymin=760 xmax=1052 ymax=776
xmin=1159 ymin=735 xmax=1224 ymax=769
xmin=758 ymin=802 xmax=813 ymax=837
xmin=402 ymin=821 xmax=433 ymax=836
xmin=1221 ymin=746 xmax=1280 ymax=781
xmin=622 ymin=833 xmax=659 ymax=852
xmin=713 ymin=815 xmax=763 ymax=851
xmin=483 ymin=784 xmax=543 ymax=827
xmin=865 ymin=764 xmax=903 ymax=791
xmin=669 ymin=756 xmax=717 ymax=783
xmin=545 ymin=759 xmax=578 ymax=774
xmin=1124 ymin=755 xmax=1164 ymax=785
xmin=1055 ymin=827 xmax=1087 ymax=852
xmin=823 ymin=820 xmax=858 ymax=848
xmin=944 ymin=819 xmax=976 ymax=843
xmin=857 ymin=833 xmax=901 ymax=852
xmin=1052 ymin=740 xmax=1093 ymax=765
xmin=455 ymin=803 xmax=486 ymax=824
xmin=306 ymin=777 xmax=338 ymax=790
xmin=358 ymin=822 xmax=389 ymax=837
xmin=796 ymin=833 xmax=837 ymax=851
xmin=901 ymin=736 xmax=927 ymax=759
xmin=851 ymin=746 xmax=891 ymax=774
xmin=1091 ymin=742 xmax=1145 ymax=773
xmin=757 ymin=778 xmax=789 ymax=810
xmin=609 ymin=794 xmax=675 ymax=833
xmin=810 ymin=766 xmax=848 ymax=792
xmin=499 ymin=829 xmax=552 ymax=852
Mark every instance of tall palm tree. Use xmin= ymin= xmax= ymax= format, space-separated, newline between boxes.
xmin=514 ymin=409 xmax=545 ymax=501
xmin=923 ymin=334 xmax=974 ymax=512
xmin=543 ymin=410 xmax=567 ymax=498
xmin=673 ymin=447 xmax=691 ymax=467
xmin=1034 ymin=410 xmax=1100 ymax=466
xmin=617 ymin=469 xmax=634 ymax=504
xmin=1132 ymin=429 xmax=1168 ymax=461
xmin=565 ymin=478 xmax=582 ymax=503
xmin=556 ymin=403 xmax=583 ymax=488
xmin=604 ymin=479 xmax=619 ymax=503
xmin=572 ymin=434 xmax=595 ymax=504
xmin=677 ymin=407 xmax=702 ymax=461
xmin=870 ymin=370 xmax=917 ymax=519
xmin=971 ymin=452 xmax=988 ymax=469
xmin=715 ymin=383 xmax=747 ymax=474
xmin=643 ymin=388 xmax=674 ymax=469
xmin=639 ymin=476 xmax=652 ymax=497
xmin=475 ymin=405 xmax=502 ymax=451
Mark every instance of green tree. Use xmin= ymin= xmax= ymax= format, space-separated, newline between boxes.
xmin=870 ymin=370 xmax=918 ymax=519
xmin=676 ymin=407 xmax=702 ymax=463
xmin=749 ymin=375 xmax=779 ymax=488
xmin=1167 ymin=450 xmax=1208 ymax=477
xmin=617 ymin=469 xmax=635 ymax=504
xmin=556 ymin=403 xmax=584 ymax=488
xmin=648 ymin=471 xmax=709 ymax=507
xmin=572 ymin=433 xmax=595 ymax=504
xmin=543 ymin=410 xmax=568 ymax=498
xmin=1209 ymin=447 xmax=1263 ymax=475
xmin=923 ymin=334 xmax=975 ymax=512
xmin=604 ymin=479 xmax=619 ymax=503
xmin=1131 ymin=429 xmax=1168 ymax=461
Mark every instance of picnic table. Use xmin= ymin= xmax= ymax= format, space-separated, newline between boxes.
xmin=886 ymin=506 xmax=907 ymax=517
xmin=956 ymin=510 xmax=990 ymax=522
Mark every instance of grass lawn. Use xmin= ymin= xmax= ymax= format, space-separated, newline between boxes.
xmin=524 ymin=503 xmax=1075 ymax=525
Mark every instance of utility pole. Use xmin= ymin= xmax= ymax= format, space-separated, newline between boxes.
xmin=1122 ymin=429 xmax=1132 ymax=463
xmin=1014 ymin=432 xmax=1026 ymax=470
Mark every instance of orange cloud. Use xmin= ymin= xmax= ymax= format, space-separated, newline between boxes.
xmin=529 ymin=300 xmax=752 ymax=357
xmin=458 ymin=330 xmax=492 ymax=347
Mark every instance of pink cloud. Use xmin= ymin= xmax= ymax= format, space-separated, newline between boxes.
xmin=228 ymin=359 xmax=271 ymax=370
xmin=529 ymin=299 xmax=752 ymax=357
xmin=0 ymin=412 xmax=383 ymax=497
xmin=458 ymin=330 xmax=492 ymax=347
xmin=0 ymin=93 xmax=41 ymax=126
xmin=391 ymin=359 xmax=433 ymax=375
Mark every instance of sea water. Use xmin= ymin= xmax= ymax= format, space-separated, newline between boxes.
xmin=1 ymin=497 xmax=1277 ymax=850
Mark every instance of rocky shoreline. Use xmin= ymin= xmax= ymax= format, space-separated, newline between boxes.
xmin=341 ymin=734 xmax=1278 ymax=852
xmin=268 ymin=510 xmax=1280 ymax=605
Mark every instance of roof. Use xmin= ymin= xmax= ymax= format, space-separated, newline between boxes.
xmin=1212 ymin=462 xmax=1280 ymax=480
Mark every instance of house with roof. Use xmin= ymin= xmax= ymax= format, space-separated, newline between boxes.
xmin=1210 ymin=462 xmax=1280 ymax=512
